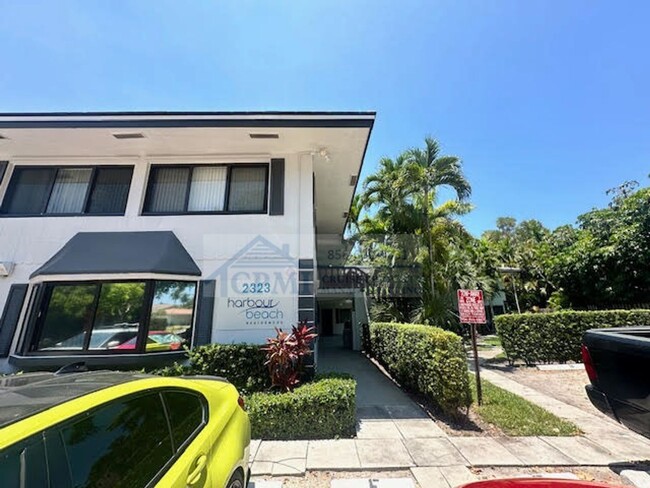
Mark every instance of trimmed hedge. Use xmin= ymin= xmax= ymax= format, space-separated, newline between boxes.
xmin=247 ymin=374 xmax=356 ymax=440
xmin=154 ymin=343 xmax=270 ymax=394
xmin=156 ymin=347 xmax=356 ymax=439
xmin=496 ymin=309 xmax=650 ymax=364
xmin=369 ymin=322 xmax=471 ymax=414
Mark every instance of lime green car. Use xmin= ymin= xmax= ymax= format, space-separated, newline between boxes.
xmin=0 ymin=371 xmax=251 ymax=487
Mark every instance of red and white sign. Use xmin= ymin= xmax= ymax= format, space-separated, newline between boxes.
xmin=457 ymin=289 xmax=486 ymax=324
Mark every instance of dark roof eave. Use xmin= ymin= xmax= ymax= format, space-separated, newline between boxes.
xmin=0 ymin=111 xmax=376 ymax=130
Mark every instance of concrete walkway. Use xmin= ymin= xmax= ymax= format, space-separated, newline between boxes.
xmin=318 ymin=337 xmax=425 ymax=421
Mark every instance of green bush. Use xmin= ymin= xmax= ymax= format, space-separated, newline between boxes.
xmin=369 ymin=322 xmax=471 ymax=414
xmin=496 ymin=310 xmax=650 ymax=364
xmin=154 ymin=343 xmax=270 ymax=394
xmin=247 ymin=374 xmax=356 ymax=440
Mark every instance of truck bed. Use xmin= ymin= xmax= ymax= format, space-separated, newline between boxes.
xmin=583 ymin=327 xmax=650 ymax=438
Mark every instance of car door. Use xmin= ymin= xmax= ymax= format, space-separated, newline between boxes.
xmin=0 ymin=431 xmax=48 ymax=487
xmin=157 ymin=389 xmax=213 ymax=488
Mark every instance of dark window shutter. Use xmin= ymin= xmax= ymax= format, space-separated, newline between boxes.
xmin=269 ymin=158 xmax=285 ymax=216
xmin=0 ymin=161 xmax=7 ymax=187
xmin=193 ymin=280 xmax=215 ymax=346
xmin=0 ymin=284 xmax=28 ymax=357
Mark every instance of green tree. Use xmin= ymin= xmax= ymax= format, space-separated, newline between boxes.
xmin=353 ymin=137 xmax=474 ymax=329
xmin=548 ymin=186 xmax=650 ymax=307
xmin=479 ymin=218 xmax=554 ymax=311
xmin=403 ymin=137 xmax=471 ymax=300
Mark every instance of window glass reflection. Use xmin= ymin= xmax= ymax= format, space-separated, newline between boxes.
xmin=89 ymin=282 xmax=146 ymax=350
xmin=37 ymin=284 xmax=97 ymax=351
xmin=148 ymin=282 xmax=197 ymax=352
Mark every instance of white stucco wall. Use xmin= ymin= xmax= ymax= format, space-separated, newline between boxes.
xmin=0 ymin=153 xmax=315 ymax=364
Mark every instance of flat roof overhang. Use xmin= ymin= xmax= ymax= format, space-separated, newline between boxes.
xmin=0 ymin=111 xmax=375 ymax=129
xmin=0 ymin=111 xmax=375 ymax=236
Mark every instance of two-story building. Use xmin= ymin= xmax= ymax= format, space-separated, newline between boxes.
xmin=0 ymin=111 xmax=374 ymax=373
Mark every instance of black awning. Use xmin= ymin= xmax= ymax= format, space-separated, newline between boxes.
xmin=31 ymin=231 xmax=201 ymax=279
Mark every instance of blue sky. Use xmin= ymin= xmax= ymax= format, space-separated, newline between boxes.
xmin=1 ymin=0 xmax=649 ymax=235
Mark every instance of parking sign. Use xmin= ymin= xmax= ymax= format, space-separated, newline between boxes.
xmin=457 ymin=289 xmax=486 ymax=324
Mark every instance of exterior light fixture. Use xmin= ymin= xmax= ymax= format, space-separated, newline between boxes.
xmin=0 ymin=262 xmax=15 ymax=277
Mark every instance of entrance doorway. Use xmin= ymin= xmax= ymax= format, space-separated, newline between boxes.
xmin=320 ymin=308 xmax=334 ymax=336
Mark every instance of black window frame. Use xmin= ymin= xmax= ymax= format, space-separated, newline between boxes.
xmin=0 ymin=164 xmax=134 ymax=217
xmin=160 ymin=389 xmax=208 ymax=454
xmin=23 ymin=279 xmax=198 ymax=356
xmin=142 ymin=163 xmax=269 ymax=216
xmin=51 ymin=388 xmax=208 ymax=488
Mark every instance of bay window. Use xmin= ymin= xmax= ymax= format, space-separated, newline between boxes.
xmin=29 ymin=280 xmax=197 ymax=355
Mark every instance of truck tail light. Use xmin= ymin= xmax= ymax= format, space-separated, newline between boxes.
xmin=238 ymin=395 xmax=246 ymax=411
xmin=581 ymin=344 xmax=598 ymax=383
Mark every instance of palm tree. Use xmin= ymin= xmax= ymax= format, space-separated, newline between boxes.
xmin=403 ymin=137 xmax=472 ymax=299
xmin=361 ymin=155 xmax=420 ymax=235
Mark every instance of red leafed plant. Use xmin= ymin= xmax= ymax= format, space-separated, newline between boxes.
xmin=262 ymin=321 xmax=317 ymax=392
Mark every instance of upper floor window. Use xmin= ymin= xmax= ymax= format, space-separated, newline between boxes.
xmin=143 ymin=164 xmax=268 ymax=215
xmin=0 ymin=166 xmax=133 ymax=216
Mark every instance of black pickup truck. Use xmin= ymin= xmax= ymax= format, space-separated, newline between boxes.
xmin=583 ymin=327 xmax=650 ymax=438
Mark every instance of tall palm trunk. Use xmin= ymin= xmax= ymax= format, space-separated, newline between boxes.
xmin=423 ymin=185 xmax=435 ymax=298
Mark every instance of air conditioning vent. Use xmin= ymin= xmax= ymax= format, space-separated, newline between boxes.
xmin=249 ymin=133 xmax=279 ymax=139
xmin=112 ymin=132 xmax=145 ymax=139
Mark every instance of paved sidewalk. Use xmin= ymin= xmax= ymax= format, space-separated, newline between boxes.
xmin=479 ymin=368 xmax=650 ymax=457
xmin=250 ymin=432 xmax=650 ymax=477
xmin=250 ymin=345 xmax=650 ymax=481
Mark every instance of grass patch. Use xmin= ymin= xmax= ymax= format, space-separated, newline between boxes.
xmin=480 ymin=336 xmax=502 ymax=347
xmin=484 ymin=352 xmax=509 ymax=364
xmin=470 ymin=375 xmax=580 ymax=436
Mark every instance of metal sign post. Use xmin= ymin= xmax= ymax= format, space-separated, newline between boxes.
xmin=457 ymin=289 xmax=487 ymax=406
xmin=470 ymin=321 xmax=482 ymax=405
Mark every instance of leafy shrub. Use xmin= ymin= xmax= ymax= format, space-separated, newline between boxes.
xmin=247 ymin=374 xmax=356 ymax=440
xmin=369 ymin=322 xmax=471 ymax=414
xmin=263 ymin=323 xmax=317 ymax=391
xmin=154 ymin=343 xmax=270 ymax=394
xmin=496 ymin=310 xmax=650 ymax=364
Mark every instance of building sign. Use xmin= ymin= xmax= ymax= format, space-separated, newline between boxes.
xmin=457 ymin=289 xmax=486 ymax=324
xmin=212 ymin=236 xmax=298 ymax=330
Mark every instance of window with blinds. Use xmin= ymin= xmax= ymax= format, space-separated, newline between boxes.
xmin=0 ymin=166 xmax=133 ymax=216
xmin=143 ymin=164 xmax=268 ymax=214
